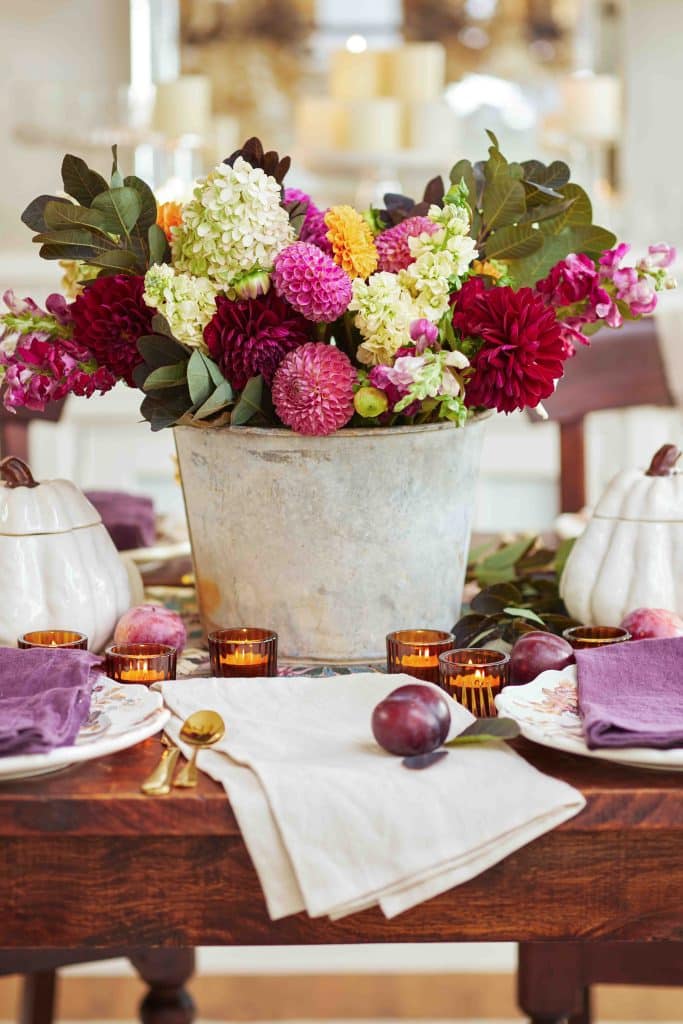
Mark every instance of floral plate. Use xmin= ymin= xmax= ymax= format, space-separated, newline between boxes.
xmin=495 ymin=666 xmax=683 ymax=772
xmin=0 ymin=676 xmax=169 ymax=782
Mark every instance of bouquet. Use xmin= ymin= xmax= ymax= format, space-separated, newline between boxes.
xmin=0 ymin=133 xmax=675 ymax=435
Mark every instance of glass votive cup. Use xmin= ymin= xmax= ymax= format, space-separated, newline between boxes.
xmin=386 ymin=629 xmax=455 ymax=684
xmin=104 ymin=643 xmax=177 ymax=685
xmin=438 ymin=648 xmax=510 ymax=718
xmin=562 ymin=625 xmax=631 ymax=650
xmin=208 ymin=627 xmax=278 ymax=678
xmin=18 ymin=629 xmax=88 ymax=650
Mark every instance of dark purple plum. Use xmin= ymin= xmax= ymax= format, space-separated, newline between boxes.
xmin=509 ymin=630 xmax=574 ymax=685
xmin=371 ymin=684 xmax=451 ymax=756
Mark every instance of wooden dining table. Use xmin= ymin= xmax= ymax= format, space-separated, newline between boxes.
xmin=0 ymin=730 xmax=681 ymax=1024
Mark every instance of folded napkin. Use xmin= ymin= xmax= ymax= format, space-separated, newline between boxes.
xmin=576 ymin=636 xmax=683 ymax=749
xmin=0 ymin=647 xmax=102 ymax=756
xmin=159 ymin=674 xmax=584 ymax=920
xmin=85 ymin=490 xmax=156 ymax=551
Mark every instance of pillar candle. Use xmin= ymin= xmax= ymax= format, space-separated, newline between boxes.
xmin=387 ymin=43 xmax=446 ymax=103
xmin=330 ymin=50 xmax=383 ymax=101
xmin=153 ymin=75 xmax=212 ymax=138
xmin=295 ymin=97 xmax=348 ymax=150
xmin=404 ymin=100 xmax=459 ymax=153
xmin=346 ymin=98 xmax=402 ymax=153
xmin=561 ymin=73 xmax=622 ymax=143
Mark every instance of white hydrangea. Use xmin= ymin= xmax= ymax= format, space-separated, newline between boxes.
xmin=171 ymin=157 xmax=293 ymax=290
xmin=349 ymin=272 xmax=418 ymax=366
xmin=143 ymin=263 xmax=217 ymax=349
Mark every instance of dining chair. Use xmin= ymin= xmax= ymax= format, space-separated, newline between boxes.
xmin=542 ymin=318 xmax=675 ymax=512
xmin=0 ymin=400 xmax=65 ymax=464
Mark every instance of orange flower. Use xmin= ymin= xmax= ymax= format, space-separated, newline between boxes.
xmin=472 ymin=259 xmax=505 ymax=281
xmin=156 ymin=201 xmax=184 ymax=243
xmin=324 ymin=205 xmax=378 ymax=279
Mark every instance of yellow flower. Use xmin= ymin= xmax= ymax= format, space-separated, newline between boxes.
xmin=59 ymin=260 xmax=99 ymax=299
xmin=156 ymin=200 xmax=184 ymax=243
xmin=472 ymin=258 xmax=505 ymax=281
xmin=324 ymin=205 xmax=378 ymax=279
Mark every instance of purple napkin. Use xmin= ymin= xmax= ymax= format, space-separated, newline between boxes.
xmin=85 ymin=490 xmax=156 ymax=551
xmin=0 ymin=648 xmax=103 ymax=757
xmin=576 ymin=637 xmax=683 ymax=749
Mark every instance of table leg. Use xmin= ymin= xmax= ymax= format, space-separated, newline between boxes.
xmin=518 ymin=942 xmax=585 ymax=1024
xmin=20 ymin=970 xmax=56 ymax=1024
xmin=129 ymin=949 xmax=195 ymax=1024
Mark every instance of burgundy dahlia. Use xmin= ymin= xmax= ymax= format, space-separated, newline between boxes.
xmin=451 ymin=278 xmax=568 ymax=414
xmin=204 ymin=291 xmax=314 ymax=391
xmin=70 ymin=274 xmax=154 ymax=386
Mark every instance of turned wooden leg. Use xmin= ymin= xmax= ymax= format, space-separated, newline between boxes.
xmin=518 ymin=942 xmax=586 ymax=1024
xmin=129 ymin=949 xmax=195 ymax=1024
xmin=569 ymin=987 xmax=591 ymax=1024
xmin=20 ymin=971 xmax=57 ymax=1024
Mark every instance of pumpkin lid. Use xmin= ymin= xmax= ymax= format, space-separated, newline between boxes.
xmin=0 ymin=457 xmax=102 ymax=536
xmin=594 ymin=445 xmax=683 ymax=523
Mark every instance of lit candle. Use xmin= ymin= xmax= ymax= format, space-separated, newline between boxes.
xmin=386 ymin=629 xmax=454 ymax=683
xmin=18 ymin=630 xmax=88 ymax=650
xmin=208 ymin=628 xmax=278 ymax=678
xmin=105 ymin=643 xmax=177 ymax=685
xmin=439 ymin=649 xmax=510 ymax=718
xmin=119 ymin=665 xmax=167 ymax=684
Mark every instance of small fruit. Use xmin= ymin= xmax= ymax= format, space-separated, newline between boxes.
xmin=372 ymin=683 xmax=450 ymax=756
xmin=114 ymin=604 xmax=187 ymax=652
xmin=509 ymin=630 xmax=574 ymax=685
xmin=620 ymin=607 xmax=683 ymax=641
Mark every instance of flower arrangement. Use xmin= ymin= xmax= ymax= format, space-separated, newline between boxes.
xmin=0 ymin=133 xmax=675 ymax=434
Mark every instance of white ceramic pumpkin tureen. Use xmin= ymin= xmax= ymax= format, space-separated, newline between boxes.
xmin=0 ymin=456 xmax=131 ymax=650
xmin=561 ymin=444 xmax=683 ymax=625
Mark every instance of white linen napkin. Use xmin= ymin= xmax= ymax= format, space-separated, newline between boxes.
xmin=158 ymin=674 xmax=585 ymax=920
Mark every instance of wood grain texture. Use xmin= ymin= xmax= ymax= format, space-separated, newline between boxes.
xmin=0 ymin=736 xmax=681 ymax=948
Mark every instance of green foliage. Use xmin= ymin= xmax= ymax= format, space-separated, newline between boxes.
xmin=446 ymin=717 xmax=520 ymax=745
xmin=448 ymin=132 xmax=617 ymax=287
xmin=22 ymin=150 xmax=167 ymax=279
xmin=231 ymin=375 xmax=264 ymax=426
xmin=451 ymin=536 xmax=580 ymax=647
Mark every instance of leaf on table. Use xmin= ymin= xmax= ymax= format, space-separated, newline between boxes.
xmin=402 ymin=750 xmax=449 ymax=770
xmin=446 ymin=717 xmax=520 ymax=746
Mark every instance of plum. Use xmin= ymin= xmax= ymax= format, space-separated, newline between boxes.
xmin=620 ymin=607 xmax=683 ymax=641
xmin=509 ymin=630 xmax=574 ymax=685
xmin=114 ymin=604 xmax=187 ymax=652
xmin=372 ymin=683 xmax=450 ymax=756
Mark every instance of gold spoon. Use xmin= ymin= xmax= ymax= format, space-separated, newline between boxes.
xmin=141 ymin=734 xmax=181 ymax=797
xmin=173 ymin=710 xmax=226 ymax=788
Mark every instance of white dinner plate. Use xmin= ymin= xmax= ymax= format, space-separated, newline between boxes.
xmin=0 ymin=677 xmax=169 ymax=782
xmin=495 ymin=666 xmax=683 ymax=772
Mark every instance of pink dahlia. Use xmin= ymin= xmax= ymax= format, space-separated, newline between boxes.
xmin=452 ymin=278 xmax=568 ymax=414
xmin=272 ymin=342 xmax=356 ymax=435
xmin=71 ymin=274 xmax=154 ymax=386
xmin=273 ymin=242 xmax=352 ymax=322
xmin=284 ymin=187 xmax=332 ymax=254
xmin=204 ymin=291 xmax=313 ymax=390
xmin=375 ymin=216 xmax=438 ymax=273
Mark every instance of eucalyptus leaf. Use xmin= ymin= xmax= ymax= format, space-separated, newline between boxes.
xmin=192 ymin=380 xmax=234 ymax=421
xmin=21 ymin=194 xmax=73 ymax=233
xmin=140 ymin=389 xmax=192 ymax=431
xmin=91 ymin=187 xmax=142 ymax=237
xmin=151 ymin=313 xmax=174 ymax=338
xmin=144 ymin=361 xmax=189 ymax=391
xmin=446 ymin=717 xmax=520 ymax=746
xmin=187 ymin=349 xmax=213 ymax=406
xmin=61 ymin=154 xmax=108 ymax=207
xmin=147 ymin=224 xmax=170 ymax=266
xmin=402 ymin=750 xmax=449 ymax=770
xmin=137 ymin=332 xmax=189 ymax=368
xmin=503 ymin=606 xmax=547 ymax=626
xmin=203 ymin=355 xmax=227 ymax=387
xmin=231 ymin=375 xmax=263 ymax=426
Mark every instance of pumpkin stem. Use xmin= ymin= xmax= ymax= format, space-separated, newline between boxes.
xmin=645 ymin=444 xmax=681 ymax=477
xmin=0 ymin=456 xmax=39 ymax=488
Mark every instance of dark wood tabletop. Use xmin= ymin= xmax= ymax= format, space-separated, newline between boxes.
xmin=1 ymin=734 xmax=681 ymax=949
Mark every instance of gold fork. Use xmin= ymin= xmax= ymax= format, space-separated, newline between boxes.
xmin=141 ymin=733 xmax=181 ymax=796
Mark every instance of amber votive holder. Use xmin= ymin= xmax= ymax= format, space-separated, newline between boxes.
xmin=562 ymin=625 xmax=631 ymax=650
xmin=438 ymin=648 xmax=510 ymax=718
xmin=386 ymin=629 xmax=455 ymax=684
xmin=104 ymin=643 xmax=177 ymax=685
xmin=18 ymin=629 xmax=88 ymax=650
xmin=208 ymin=627 xmax=278 ymax=678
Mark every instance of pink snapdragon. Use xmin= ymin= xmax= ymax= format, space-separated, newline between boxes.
xmin=409 ymin=318 xmax=439 ymax=354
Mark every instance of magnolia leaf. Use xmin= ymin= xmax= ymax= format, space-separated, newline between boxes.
xmin=140 ymin=388 xmax=192 ymax=432
xmin=33 ymin=229 xmax=117 ymax=260
xmin=143 ymin=361 xmax=188 ymax=391
xmin=151 ymin=313 xmax=174 ymax=338
xmin=91 ymin=187 xmax=142 ymax=237
xmin=110 ymin=145 xmax=124 ymax=189
xmin=483 ymin=224 xmax=543 ymax=260
xmin=450 ymin=613 xmax=500 ymax=649
xmin=522 ymin=160 xmax=571 ymax=204
xmin=471 ymin=582 xmax=523 ymax=614
xmin=402 ymin=750 xmax=449 ymax=770
xmin=21 ymin=194 xmax=73 ymax=233
xmin=476 ymin=537 xmax=536 ymax=574
xmin=231 ymin=374 xmax=263 ymax=426
xmin=137 ymin=332 xmax=189 ymax=368
xmin=148 ymin=224 xmax=170 ymax=266
xmin=503 ymin=606 xmax=547 ymax=626
xmin=192 ymin=380 xmax=234 ymax=421
xmin=187 ymin=349 xmax=213 ymax=406
xmin=446 ymin=718 xmax=520 ymax=746
xmin=85 ymin=249 xmax=141 ymax=274
xmin=555 ymin=537 xmax=576 ymax=578
xmin=43 ymin=200 xmax=111 ymax=237
xmin=61 ymin=154 xmax=109 ymax=207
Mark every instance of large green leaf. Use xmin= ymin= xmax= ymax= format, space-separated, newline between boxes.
xmin=480 ymin=144 xmax=526 ymax=237
xmin=43 ymin=200 xmax=111 ymax=237
xmin=187 ymin=350 xmax=213 ymax=406
xmin=61 ymin=154 xmax=108 ymax=207
xmin=140 ymin=388 xmax=192 ymax=431
xmin=137 ymin=332 xmax=189 ymax=368
xmin=517 ymin=196 xmax=577 ymax=226
xmin=147 ymin=224 xmax=170 ymax=266
xmin=125 ymin=174 xmax=158 ymax=263
xmin=565 ymin=223 xmax=617 ymax=255
xmin=522 ymin=160 xmax=571 ymax=204
xmin=21 ymin=194 xmax=73 ymax=232
xmin=33 ymin=229 xmax=117 ymax=260
xmin=483 ymin=224 xmax=543 ymax=260
xmin=91 ymin=187 xmax=142 ymax=237
xmin=507 ymin=230 xmax=579 ymax=288
xmin=192 ymin=380 xmax=234 ymax=420
xmin=231 ymin=375 xmax=263 ymax=426
xmin=86 ymin=249 xmax=141 ymax=273
xmin=144 ymin=361 xmax=189 ymax=390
